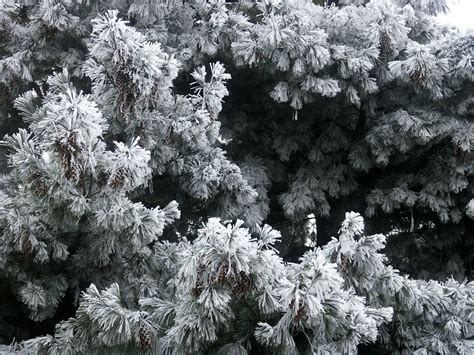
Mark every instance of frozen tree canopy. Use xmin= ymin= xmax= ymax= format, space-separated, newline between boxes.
xmin=0 ymin=0 xmax=472 ymax=354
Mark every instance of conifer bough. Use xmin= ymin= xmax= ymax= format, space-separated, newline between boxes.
xmin=0 ymin=0 xmax=472 ymax=354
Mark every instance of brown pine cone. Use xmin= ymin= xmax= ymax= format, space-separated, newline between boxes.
xmin=110 ymin=169 xmax=125 ymax=189
xmin=0 ymin=83 xmax=9 ymax=103
xmin=113 ymin=60 xmax=136 ymax=116
xmin=214 ymin=262 xmax=229 ymax=285
xmin=293 ymin=305 xmax=306 ymax=321
xmin=57 ymin=133 xmax=81 ymax=181
xmin=96 ymin=171 xmax=108 ymax=188
xmin=410 ymin=69 xmax=426 ymax=87
xmin=22 ymin=238 xmax=33 ymax=256
xmin=137 ymin=323 xmax=153 ymax=350
xmin=231 ymin=272 xmax=253 ymax=297
xmin=339 ymin=253 xmax=352 ymax=272
xmin=192 ymin=262 xmax=207 ymax=297
xmin=40 ymin=23 xmax=58 ymax=41
xmin=379 ymin=31 xmax=394 ymax=63
xmin=28 ymin=172 xmax=48 ymax=196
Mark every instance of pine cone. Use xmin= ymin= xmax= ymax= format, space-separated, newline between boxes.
xmin=454 ymin=146 xmax=472 ymax=163
xmin=214 ymin=262 xmax=229 ymax=285
xmin=164 ymin=130 xmax=175 ymax=145
xmin=191 ymin=285 xmax=203 ymax=297
xmin=28 ymin=172 xmax=47 ymax=196
xmin=379 ymin=31 xmax=393 ymax=62
xmin=339 ymin=254 xmax=352 ymax=272
xmin=0 ymin=83 xmax=10 ymax=104
xmin=97 ymin=171 xmax=108 ymax=188
xmin=293 ymin=305 xmax=306 ymax=321
xmin=410 ymin=69 xmax=426 ymax=87
xmin=113 ymin=60 xmax=136 ymax=116
xmin=22 ymin=238 xmax=33 ymax=256
xmin=230 ymin=271 xmax=253 ymax=297
xmin=57 ymin=132 xmax=81 ymax=181
xmin=137 ymin=323 xmax=153 ymax=350
xmin=40 ymin=23 xmax=58 ymax=41
xmin=192 ymin=262 xmax=207 ymax=297
xmin=136 ymin=126 xmax=146 ymax=147
xmin=32 ymin=179 xmax=48 ymax=196
xmin=289 ymin=299 xmax=306 ymax=321
xmin=110 ymin=169 xmax=125 ymax=189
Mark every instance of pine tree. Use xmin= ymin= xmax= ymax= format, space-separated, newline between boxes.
xmin=221 ymin=0 xmax=473 ymax=278
xmin=0 ymin=0 xmax=472 ymax=353
xmin=0 ymin=68 xmax=180 ymax=333
xmin=12 ymin=213 xmax=474 ymax=354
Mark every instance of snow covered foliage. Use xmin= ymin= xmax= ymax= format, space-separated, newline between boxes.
xmin=0 ymin=0 xmax=472 ymax=352
xmin=82 ymin=10 xmax=256 ymax=218
xmin=0 ymin=69 xmax=180 ymax=323
xmin=212 ymin=0 xmax=472 ymax=280
xmin=324 ymin=213 xmax=474 ymax=354
xmin=12 ymin=214 xmax=473 ymax=354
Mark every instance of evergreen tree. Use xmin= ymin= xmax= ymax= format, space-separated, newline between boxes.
xmin=11 ymin=213 xmax=474 ymax=354
xmin=0 ymin=0 xmax=472 ymax=353
xmin=221 ymin=0 xmax=473 ymax=278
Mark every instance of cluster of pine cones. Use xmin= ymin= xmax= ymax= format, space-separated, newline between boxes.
xmin=192 ymin=261 xmax=254 ymax=298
